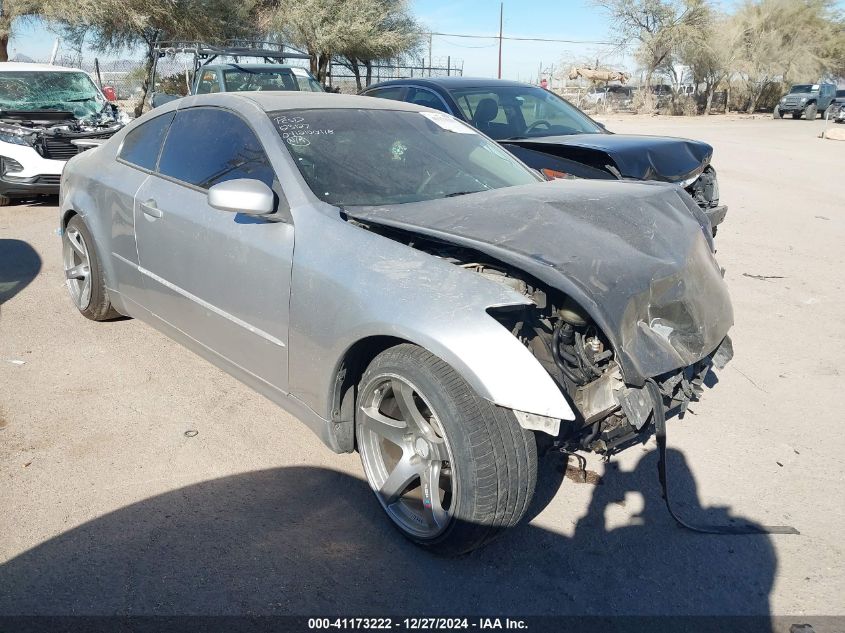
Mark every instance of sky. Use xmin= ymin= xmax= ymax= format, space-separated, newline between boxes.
xmin=11 ymin=0 xmax=627 ymax=82
xmin=411 ymin=0 xmax=625 ymax=81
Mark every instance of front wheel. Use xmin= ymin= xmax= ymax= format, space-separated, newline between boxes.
xmin=356 ymin=344 xmax=537 ymax=555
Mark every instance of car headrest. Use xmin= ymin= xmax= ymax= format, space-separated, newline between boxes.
xmin=474 ymin=98 xmax=499 ymax=124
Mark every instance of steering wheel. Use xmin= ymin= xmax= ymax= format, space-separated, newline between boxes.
xmin=525 ymin=120 xmax=552 ymax=133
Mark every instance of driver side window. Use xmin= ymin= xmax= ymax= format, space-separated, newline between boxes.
xmin=157 ymin=108 xmax=275 ymax=190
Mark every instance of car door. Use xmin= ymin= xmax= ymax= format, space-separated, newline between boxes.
xmin=133 ymin=106 xmax=294 ymax=391
xmin=110 ymin=110 xmax=176 ymax=308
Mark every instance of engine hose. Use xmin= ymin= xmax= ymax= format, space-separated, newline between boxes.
xmin=552 ymin=323 xmax=586 ymax=385
xmin=575 ymin=332 xmax=604 ymax=378
xmin=644 ymin=379 xmax=799 ymax=535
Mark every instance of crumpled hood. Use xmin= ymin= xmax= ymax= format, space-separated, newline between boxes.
xmin=348 ymin=178 xmax=733 ymax=383
xmin=506 ymin=133 xmax=713 ymax=183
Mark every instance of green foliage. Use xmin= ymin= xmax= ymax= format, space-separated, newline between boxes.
xmin=260 ymin=0 xmax=421 ymax=83
xmin=0 ymin=0 xmax=46 ymax=61
xmin=157 ymin=72 xmax=191 ymax=96
xmin=41 ymin=0 xmax=261 ymax=115
xmin=596 ymin=0 xmax=845 ymax=115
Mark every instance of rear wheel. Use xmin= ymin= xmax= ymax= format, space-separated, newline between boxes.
xmin=356 ymin=344 xmax=537 ymax=555
xmin=805 ymin=103 xmax=817 ymax=120
xmin=62 ymin=215 xmax=119 ymax=321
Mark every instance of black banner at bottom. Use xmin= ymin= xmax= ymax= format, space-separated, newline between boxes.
xmin=0 ymin=617 xmax=843 ymax=633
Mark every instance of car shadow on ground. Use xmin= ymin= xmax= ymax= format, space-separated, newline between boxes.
xmin=0 ymin=447 xmax=779 ymax=621
xmin=0 ymin=239 xmax=41 ymax=306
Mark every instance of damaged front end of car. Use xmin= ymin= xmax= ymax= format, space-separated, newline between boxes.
xmin=347 ymin=178 xmax=734 ymax=457
xmin=0 ymin=107 xmax=125 ymax=159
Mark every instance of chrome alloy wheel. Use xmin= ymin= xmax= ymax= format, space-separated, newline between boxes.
xmin=357 ymin=374 xmax=456 ymax=539
xmin=62 ymin=224 xmax=92 ymax=311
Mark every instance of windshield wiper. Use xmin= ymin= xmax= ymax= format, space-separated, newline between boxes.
xmin=444 ymin=190 xmax=485 ymax=198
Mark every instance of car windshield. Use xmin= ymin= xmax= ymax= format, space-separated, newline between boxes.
xmin=0 ymin=71 xmax=106 ymax=118
xmin=223 ymin=67 xmax=323 ymax=92
xmin=446 ymin=85 xmax=603 ymax=140
xmin=271 ymin=108 xmax=541 ymax=206
xmin=789 ymin=85 xmax=816 ymax=94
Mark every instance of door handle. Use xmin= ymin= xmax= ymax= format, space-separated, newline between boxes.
xmin=140 ymin=199 xmax=163 ymax=220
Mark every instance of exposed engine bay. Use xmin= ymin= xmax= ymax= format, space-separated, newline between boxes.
xmin=354 ymin=222 xmax=733 ymax=456
xmin=0 ymin=107 xmax=125 ymax=160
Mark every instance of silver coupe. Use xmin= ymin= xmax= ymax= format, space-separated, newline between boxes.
xmin=60 ymin=92 xmax=733 ymax=554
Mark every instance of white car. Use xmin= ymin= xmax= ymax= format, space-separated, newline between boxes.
xmin=0 ymin=62 xmax=126 ymax=206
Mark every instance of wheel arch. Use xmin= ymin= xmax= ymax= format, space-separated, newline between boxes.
xmin=61 ymin=208 xmax=79 ymax=230
xmin=326 ymin=320 xmax=576 ymax=453
xmin=329 ymin=335 xmax=409 ymax=452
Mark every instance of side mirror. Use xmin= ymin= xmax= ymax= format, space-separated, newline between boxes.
xmin=596 ymin=121 xmax=607 ymax=130
xmin=208 ymin=179 xmax=275 ymax=216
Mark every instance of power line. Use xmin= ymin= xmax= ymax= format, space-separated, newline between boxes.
xmin=425 ymin=32 xmax=615 ymax=45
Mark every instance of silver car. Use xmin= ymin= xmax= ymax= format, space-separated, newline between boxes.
xmin=60 ymin=92 xmax=733 ymax=554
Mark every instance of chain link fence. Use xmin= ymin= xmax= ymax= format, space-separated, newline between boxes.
xmin=326 ymin=57 xmax=464 ymax=93
xmin=36 ymin=53 xmax=463 ymax=113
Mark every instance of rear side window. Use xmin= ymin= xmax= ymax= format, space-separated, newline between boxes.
xmin=364 ymin=86 xmax=407 ymax=101
xmin=157 ymin=108 xmax=275 ymax=189
xmin=406 ymin=87 xmax=450 ymax=113
xmin=119 ymin=112 xmax=175 ymax=171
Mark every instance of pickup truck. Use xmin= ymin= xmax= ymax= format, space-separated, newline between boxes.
xmin=152 ymin=63 xmax=323 ymax=107
xmin=149 ymin=43 xmax=324 ymax=108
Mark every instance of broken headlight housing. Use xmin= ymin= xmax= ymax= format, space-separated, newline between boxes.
xmin=0 ymin=124 xmax=35 ymax=147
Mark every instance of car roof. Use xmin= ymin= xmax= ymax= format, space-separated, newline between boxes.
xmin=202 ymin=63 xmax=309 ymax=72
xmin=175 ymin=91 xmax=432 ymax=113
xmin=0 ymin=62 xmax=86 ymax=73
xmin=365 ymin=77 xmax=535 ymax=91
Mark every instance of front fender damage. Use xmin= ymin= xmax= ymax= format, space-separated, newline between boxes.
xmin=346 ymin=179 xmax=735 ymax=453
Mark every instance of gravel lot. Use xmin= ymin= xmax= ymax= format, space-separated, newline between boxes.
xmin=1 ymin=114 xmax=843 ymax=624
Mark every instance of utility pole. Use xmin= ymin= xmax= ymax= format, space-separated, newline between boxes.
xmin=497 ymin=2 xmax=503 ymax=79
xmin=428 ymin=33 xmax=433 ymax=76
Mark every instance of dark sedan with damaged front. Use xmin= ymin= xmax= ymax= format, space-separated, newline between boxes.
xmin=361 ymin=77 xmax=727 ymax=232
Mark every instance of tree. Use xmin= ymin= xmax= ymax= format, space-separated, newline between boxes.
xmin=732 ymin=0 xmax=843 ymax=113
xmin=678 ymin=11 xmax=742 ymax=113
xmin=0 ymin=0 xmax=44 ymax=61
xmin=51 ymin=0 xmax=256 ymax=116
xmin=594 ymin=0 xmax=710 ymax=109
xmin=338 ymin=0 xmax=421 ymax=90
xmin=261 ymin=0 xmax=421 ymax=86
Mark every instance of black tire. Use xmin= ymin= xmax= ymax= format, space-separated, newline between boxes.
xmin=792 ymin=112 xmax=802 ymax=119
xmin=63 ymin=215 xmax=120 ymax=321
xmin=356 ymin=344 xmax=537 ymax=555
xmin=805 ymin=103 xmax=817 ymax=120
xmin=0 ymin=194 xmax=11 ymax=207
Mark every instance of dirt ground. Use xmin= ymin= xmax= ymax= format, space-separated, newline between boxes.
xmin=1 ymin=113 xmax=843 ymax=625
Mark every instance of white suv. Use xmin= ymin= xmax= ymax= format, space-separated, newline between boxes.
xmin=0 ymin=62 xmax=126 ymax=206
